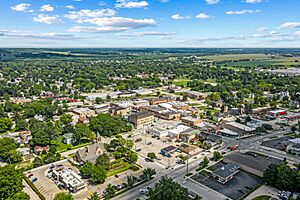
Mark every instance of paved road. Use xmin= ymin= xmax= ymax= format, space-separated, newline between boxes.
xmin=114 ymin=154 xmax=226 ymax=200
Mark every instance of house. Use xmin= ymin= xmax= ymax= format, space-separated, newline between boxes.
xmin=128 ymin=111 xmax=154 ymax=128
xmin=52 ymin=166 xmax=86 ymax=193
xmin=223 ymin=152 xmax=282 ymax=177
xmin=160 ymin=145 xmax=177 ymax=157
xmin=63 ymin=133 xmax=73 ymax=145
xmin=212 ymin=163 xmax=240 ymax=184
xmin=34 ymin=145 xmax=50 ymax=154
xmin=180 ymin=144 xmax=197 ymax=154
xmin=75 ymin=143 xmax=106 ymax=165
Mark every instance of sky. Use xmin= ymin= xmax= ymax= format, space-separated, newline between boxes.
xmin=0 ymin=0 xmax=300 ymax=48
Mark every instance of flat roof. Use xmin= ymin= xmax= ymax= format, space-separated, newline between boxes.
xmin=161 ymin=145 xmax=177 ymax=153
xmin=212 ymin=163 xmax=240 ymax=179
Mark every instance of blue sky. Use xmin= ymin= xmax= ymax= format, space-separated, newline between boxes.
xmin=0 ymin=0 xmax=300 ymax=47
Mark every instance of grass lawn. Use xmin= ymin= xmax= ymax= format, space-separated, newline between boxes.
xmin=252 ymin=195 xmax=271 ymax=200
xmin=53 ymin=136 xmax=90 ymax=153
xmin=172 ymin=78 xmax=190 ymax=87
xmin=107 ymin=161 xmax=131 ymax=177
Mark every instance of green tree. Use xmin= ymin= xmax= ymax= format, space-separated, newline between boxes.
xmin=127 ymin=175 xmax=137 ymax=188
xmin=104 ymin=184 xmax=116 ymax=199
xmin=7 ymin=192 xmax=30 ymax=200
xmin=147 ymin=152 xmax=157 ymax=160
xmin=0 ymin=165 xmax=23 ymax=199
xmin=147 ymin=176 xmax=189 ymax=200
xmin=0 ymin=117 xmax=13 ymax=133
xmin=54 ymin=192 xmax=74 ymax=200
xmin=73 ymin=123 xmax=95 ymax=145
xmin=90 ymin=165 xmax=107 ymax=184
xmin=141 ymin=168 xmax=156 ymax=181
xmin=60 ymin=114 xmax=72 ymax=126
xmin=0 ymin=137 xmax=21 ymax=163
xmin=213 ymin=151 xmax=223 ymax=161
xmin=88 ymin=192 xmax=101 ymax=200
xmin=96 ymin=153 xmax=110 ymax=170
xmin=15 ymin=118 xmax=29 ymax=131
xmin=203 ymin=156 xmax=209 ymax=167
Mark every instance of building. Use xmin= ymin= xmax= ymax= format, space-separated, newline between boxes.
xmin=132 ymin=99 xmax=149 ymax=107
xmin=52 ymin=166 xmax=86 ymax=193
xmin=168 ymin=125 xmax=200 ymax=142
xmin=63 ymin=133 xmax=73 ymax=144
xmin=132 ymin=89 xmax=154 ymax=96
xmin=246 ymin=120 xmax=262 ymax=129
xmin=180 ymin=144 xmax=197 ymax=154
xmin=185 ymin=91 xmax=209 ymax=100
xmin=149 ymin=97 xmax=170 ymax=105
xmin=128 ymin=111 xmax=154 ymax=128
xmin=72 ymin=107 xmax=95 ymax=117
xmin=109 ymin=104 xmax=131 ymax=116
xmin=93 ymin=104 xmax=110 ymax=114
xmin=212 ymin=163 xmax=240 ymax=184
xmin=267 ymin=110 xmax=287 ymax=117
xmin=221 ymin=122 xmax=255 ymax=139
xmin=75 ymin=143 xmax=105 ymax=164
xmin=160 ymin=145 xmax=177 ymax=157
xmin=223 ymin=152 xmax=282 ymax=177
xmin=140 ymin=105 xmax=181 ymax=120
xmin=34 ymin=145 xmax=49 ymax=154
xmin=182 ymin=117 xmax=203 ymax=127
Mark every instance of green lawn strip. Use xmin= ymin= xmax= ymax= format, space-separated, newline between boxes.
xmin=251 ymin=195 xmax=271 ymax=200
xmin=107 ymin=162 xmax=131 ymax=177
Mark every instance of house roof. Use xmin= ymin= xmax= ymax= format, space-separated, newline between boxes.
xmin=76 ymin=143 xmax=105 ymax=164
xmin=212 ymin=163 xmax=240 ymax=179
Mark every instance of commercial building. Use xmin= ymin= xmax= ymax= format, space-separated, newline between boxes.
xmin=223 ymin=152 xmax=282 ymax=177
xmin=128 ymin=111 xmax=154 ymax=128
xmin=52 ymin=166 xmax=86 ymax=193
xmin=160 ymin=145 xmax=177 ymax=157
xmin=212 ymin=163 xmax=240 ymax=184
xmin=221 ymin=122 xmax=255 ymax=139
xmin=149 ymin=97 xmax=171 ymax=105
xmin=71 ymin=107 xmax=96 ymax=117
xmin=185 ymin=91 xmax=209 ymax=100
xmin=181 ymin=117 xmax=203 ymax=127
xmin=267 ymin=110 xmax=287 ymax=117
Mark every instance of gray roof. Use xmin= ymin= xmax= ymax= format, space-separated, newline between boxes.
xmin=76 ymin=143 xmax=105 ymax=164
xmin=224 ymin=152 xmax=282 ymax=173
xmin=212 ymin=163 xmax=240 ymax=179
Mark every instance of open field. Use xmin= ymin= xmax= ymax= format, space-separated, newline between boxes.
xmin=223 ymin=57 xmax=300 ymax=67
xmin=172 ymin=78 xmax=190 ymax=87
xmin=202 ymin=54 xmax=271 ymax=61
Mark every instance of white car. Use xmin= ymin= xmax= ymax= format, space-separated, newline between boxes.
xmin=140 ymin=188 xmax=148 ymax=195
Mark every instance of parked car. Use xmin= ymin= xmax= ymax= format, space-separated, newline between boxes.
xmin=32 ymin=178 xmax=38 ymax=183
xmin=147 ymin=142 xmax=152 ymax=145
xmin=136 ymin=148 xmax=142 ymax=152
xmin=27 ymin=173 xmax=33 ymax=178
xmin=140 ymin=188 xmax=148 ymax=195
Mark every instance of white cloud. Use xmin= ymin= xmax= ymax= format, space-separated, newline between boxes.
xmin=279 ymin=22 xmax=300 ymax=29
xmin=243 ymin=0 xmax=262 ymax=3
xmin=79 ymin=17 xmax=156 ymax=28
xmin=226 ymin=9 xmax=260 ymax=15
xmin=295 ymin=31 xmax=300 ymax=37
xmin=256 ymin=27 xmax=268 ymax=32
xmin=118 ymin=31 xmax=176 ymax=37
xmin=171 ymin=14 xmax=190 ymax=20
xmin=69 ymin=26 xmax=128 ymax=33
xmin=33 ymin=14 xmax=63 ymax=24
xmin=205 ymin=0 xmax=220 ymax=5
xmin=0 ymin=30 xmax=80 ymax=40
xmin=64 ymin=9 xmax=116 ymax=21
xmin=115 ymin=0 xmax=148 ymax=8
xmin=11 ymin=3 xmax=31 ymax=12
xmin=66 ymin=5 xmax=75 ymax=10
xmin=40 ymin=4 xmax=54 ymax=12
xmin=195 ymin=13 xmax=211 ymax=19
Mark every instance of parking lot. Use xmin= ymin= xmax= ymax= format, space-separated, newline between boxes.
xmin=191 ymin=163 xmax=262 ymax=200
xmin=262 ymin=136 xmax=291 ymax=150
xmin=25 ymin=160 xmax=89 ymax=200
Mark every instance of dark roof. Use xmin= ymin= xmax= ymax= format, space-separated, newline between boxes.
xmin=212 ymin=163 xmax=240 ymax=179
xmin=224 ymin=152 xmax=282 ymax=173
xmin=129 ymin=111 xmax=153 ymax=119
xmin=161 ymin=145 xmax=177 ymax=153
